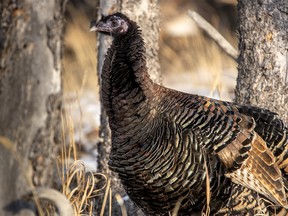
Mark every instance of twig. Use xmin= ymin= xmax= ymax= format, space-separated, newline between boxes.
xmin=115 ymin=193 xmax=128 ymax=216
xmin=188 ymin=10 xmax=238 ymax=61
xmin=100 ymin=178 xmax=111 ymax=216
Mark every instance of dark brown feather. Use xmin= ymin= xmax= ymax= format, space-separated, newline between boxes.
xmin=93 ymin=13 xmax=288 ymax=215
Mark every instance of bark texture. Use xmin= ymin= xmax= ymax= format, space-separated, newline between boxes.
xmin=230 ymin=0 xmax=288 ymax=214
xmin=0 ymin=0 xmax=65 ymax=215
xmin=236 ymin=0 xmax=288 ymax=122
xmin=96 ymin=0 xmax=160 ymax=215
xmin=120 ymin=0 xmax=160 ymax=83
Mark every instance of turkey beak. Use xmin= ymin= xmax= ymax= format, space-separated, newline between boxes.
xmin=90 ymin=20 xmax=98 ymax=32
xmin=90 ymin=20 xmax=110 ymax=33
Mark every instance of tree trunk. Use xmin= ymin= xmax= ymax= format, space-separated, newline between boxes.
xmin=95 ymin=0 xmax=160 ymax=215
xmin=236 ymin=0 xmax=288 ymax=122
xmin=226 ymin=0 xmax=288 ymax=214
xmin=0 ymin=1 xmax=65 ymax=215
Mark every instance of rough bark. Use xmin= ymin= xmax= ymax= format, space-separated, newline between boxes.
xmin=95 ymin=0 xmax=160 ymax=215
xmin=236 ymin=0 xmax=288 ymax=122
xmin=230 ymin=0 xmax=288 ymax=214
xmin=120 ymin=0 xmax=160 ymax=83
xmin=0 ymin=0 xmax=65 ymax=215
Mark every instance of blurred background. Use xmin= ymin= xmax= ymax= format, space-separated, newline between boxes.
xmin=62 ymin=0 xmax=238 ymax=171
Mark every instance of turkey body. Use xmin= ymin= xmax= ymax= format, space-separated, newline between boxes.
xmin=91 ymin=13 xmax=288 ymax=215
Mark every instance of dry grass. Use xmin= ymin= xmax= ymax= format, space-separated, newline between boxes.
xmin=0 ymin=137 xmax=75 ymax=216
xmin=57 ymin=106 xmax=109 ymax=216
xmin=202 ymin=154 xmax=211 ymax=216
xmin=1 ymin=1 xmax=277 ymax=215
xmin=114 ymin=193 xmax=128 ymax=216
xmin=0 ymin=95 xmax=110 ymax=216
xmin=58 ymin=104 xmax=130 ymax=216
xmin=60 ymin=1 xmax=239 ymax=215
xmin=63 ymin=4 xmax=98 ymax=94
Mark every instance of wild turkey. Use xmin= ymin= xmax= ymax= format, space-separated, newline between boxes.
xmin=90 ymin=13 xmax=288 ymax=215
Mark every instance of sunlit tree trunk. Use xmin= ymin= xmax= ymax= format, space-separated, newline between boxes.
xmin=236 ymin=0 xmax=288 ymax=122
xmin=96 ymin=0 xmax=160 ymax=215
xmin=0 ymin=1 xmax=65 ymax=215
xmin=224 ymin=0 xmax=288 ymax=214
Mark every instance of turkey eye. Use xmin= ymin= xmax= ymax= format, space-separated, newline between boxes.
xmin=111 ymin=20 xmax=118 ymax=26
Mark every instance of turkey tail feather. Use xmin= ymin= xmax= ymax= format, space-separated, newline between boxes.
xmin=225 ymin=133 xmax=288 ymax=208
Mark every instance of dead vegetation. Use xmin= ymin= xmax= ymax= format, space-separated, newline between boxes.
xmin=60 ymin=0 xmax=238 ymax=215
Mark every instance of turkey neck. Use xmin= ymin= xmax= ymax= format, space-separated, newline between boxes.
xmin=101 ymin=23 xmax=156 ymax=131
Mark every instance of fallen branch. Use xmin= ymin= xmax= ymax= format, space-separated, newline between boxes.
xmin=188 ymin=10 xmax=238 ymax=61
